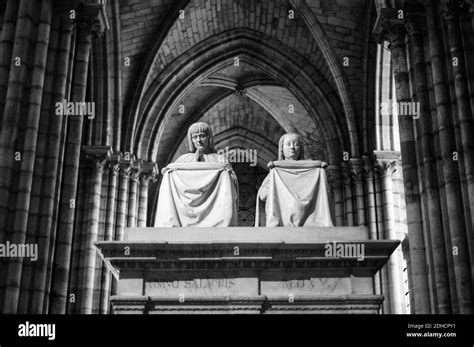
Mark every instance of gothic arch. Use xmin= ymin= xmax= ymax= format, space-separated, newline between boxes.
xmin=130 ymin=30 xmax=351 ymax=165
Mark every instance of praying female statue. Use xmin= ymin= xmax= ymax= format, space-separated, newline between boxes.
xmin=258 ymin=132 xmax=305 ymax=201
xmin=256 ymin=132 xmax=333 ymax=227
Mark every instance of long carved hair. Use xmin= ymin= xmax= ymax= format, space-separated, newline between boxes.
xmin=187 ymin=122 xmax=215 ymax=152
xmin=278 ymin=133 xmax=305 ymax=160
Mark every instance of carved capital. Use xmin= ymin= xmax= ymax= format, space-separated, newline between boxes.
xmin=362 ymin=156 xmax=375 ymax=179
xmin=375 ymin=159 xmax=399 ymax=177
xmin=57 ymin=10 xmax=76 ymax=32
xmin=119 ymin=160 xmax=132 ymax=179
xmin=83 ymin=145 xmax=111 ymax=172
xmin=341 ymin=162 xmax=354 ymax=184
xmin=465 ymin=0 xmax=474 ymax=13
xmin=77 ymin=2 xmax=109 ymax=37
xmin=327 ymin=166 xmax=343 ymax=190
xmin=108 ymin=152 xmax=122 ymax=177
xmin=129 ymin=160 xmax=142 ymax=182
xmin=374 ymin=150 xmax=401 ymax=177
xmin=373 ymin=8 xmax=406 ymax=48
xmin=405 ymin=14 xmax=423 ymax=39
xmin=350 ymin=158 xmax=364 ymax=182
xmin=77 ymin=17 xmax=101 ymax=36
xmin=440 ymin=0 xmax=458 ymax=22
xmin=130 ymin=169 xmax=141 ymax=182
xmin=140 ymin=162 xmax=159 ymax=183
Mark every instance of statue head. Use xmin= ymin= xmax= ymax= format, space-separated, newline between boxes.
xmin=187 ymin=122 xmax=215 ymax=153
xmin=278 ymin=133 xmax=304 ymax=160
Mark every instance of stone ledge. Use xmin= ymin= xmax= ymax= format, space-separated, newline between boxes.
xmin=110 ymin=295 xmax=383 ymax=314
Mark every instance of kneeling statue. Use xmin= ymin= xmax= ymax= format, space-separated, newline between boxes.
xmin=155 ymin=122 xmax=238 ymax=227
xmin=257 ymin=133 xmax=333 ymax=227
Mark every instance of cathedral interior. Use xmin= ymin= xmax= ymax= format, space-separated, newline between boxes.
xmin=0 ymin=0 xmax=473 ymax=315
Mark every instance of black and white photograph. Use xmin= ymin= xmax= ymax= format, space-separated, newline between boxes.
xmin=0 ymin=0 xmax=473 ymax=345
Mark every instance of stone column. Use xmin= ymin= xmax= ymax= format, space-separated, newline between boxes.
xmin=441 ymin=1 xmax=474 ymax=297
xmin=425 ymin=0 xmax=473 ymax=314
xmin=406 ymin=14 xmax=450 ymax=313
xmin=374 ymin=166 xmax=390 ymax=313
xmin=341 ymin=162 xmax=354 ymax=226
xmin=79 ymin=146 xmax=110 ymax=314
xmin=2 ymin=0 xmax=53 ymax=314
xmin=374 ymin=10 xmax=430 ymax=314
xmin=402 ymin=237 xmax=414 ymax=312
xmin=363 ymin=156 xmax=381 ymax=296
xmin=0 ymin=0 xmax=20 ymax=128
xmin=99 ymin=153 xmax=120 ymax=314
xmin=127 ymin=160 xmax=140 ymax=228
xmin=376 ymin=155 xmax=404 ymax=314
xmin=441 ymin=0 xmax=474 ymax=216
xmin=111 ymin=160 xmax=130 ymax=296
xmin=0 ymin=0 xmax=36 ymax=312
xmin=49 ymin=3 xmax=106 ymax=314
xmin=137 ymin=162 xmax=158 ymax=227
xmin=327 ymin=166 xmax=344 ymax=226
xmin=16 ymin=0 xmax=57 ymax=314
xmin=363 ymin=157 xmax=377 ymax=240
xmin=350 ymin=158 xmax=366 ymax=226
xmin=115 ymin=161 xmax=131 ymax=242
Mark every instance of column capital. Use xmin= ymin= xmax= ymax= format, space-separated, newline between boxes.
xmin=405 ymin=14 xmax=423 ymax=38
xmin=83 ymin=145 xmax=111 ymax=171
xmin=341 ymin=162 xmax=354 ymax=183
xmin=327 ymin=165 xmax=343 ymax=190
xmin=140 ymin=162 xmax=159 ymax=183
xmin=440 ymin=0 xmax=462 ymax=22
xmin=108 ymin=152 xmax=122 ymax=177
xmin=373 ymin=8 xmax=406 ymax=48
xmin=374 ymin=150 xmax=401 ymax=176
xmin=119 ymin=160 xmax=132 ymax=179
xmin=129 ymin=159 xmax=142 ymax=182
xmin=350 ymin=158 xmax=364 ymax=182
xmin=362 ymin=155 xmax=376 ymax=179
xmin=77 ymin=2 xmax=109 ymax=37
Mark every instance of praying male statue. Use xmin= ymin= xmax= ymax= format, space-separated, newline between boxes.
xmin=175 ymin=122 xmax=226 ymax=163
xmin=155 ymin=122 xmax=239 ymax=227
xmin=256 ymin=133 xmax=334 ymax=227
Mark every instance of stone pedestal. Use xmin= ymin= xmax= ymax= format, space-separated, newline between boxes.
xmin=95 ymin=227 xmax=399 ymax=314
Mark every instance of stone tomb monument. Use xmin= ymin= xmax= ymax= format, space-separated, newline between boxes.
xmin=95 ymin=129 xmax=399 ymax=313
xmin=96 ymin=227 xmax=398 ymax=314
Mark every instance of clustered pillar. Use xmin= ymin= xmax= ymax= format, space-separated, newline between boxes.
xmin=0 ymin=1 xmax=158 ymax=314
xmin=327 ymin=156 xmax=407 ymax=314
xmin=373 ymin=0 xmax=474 ymax=314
